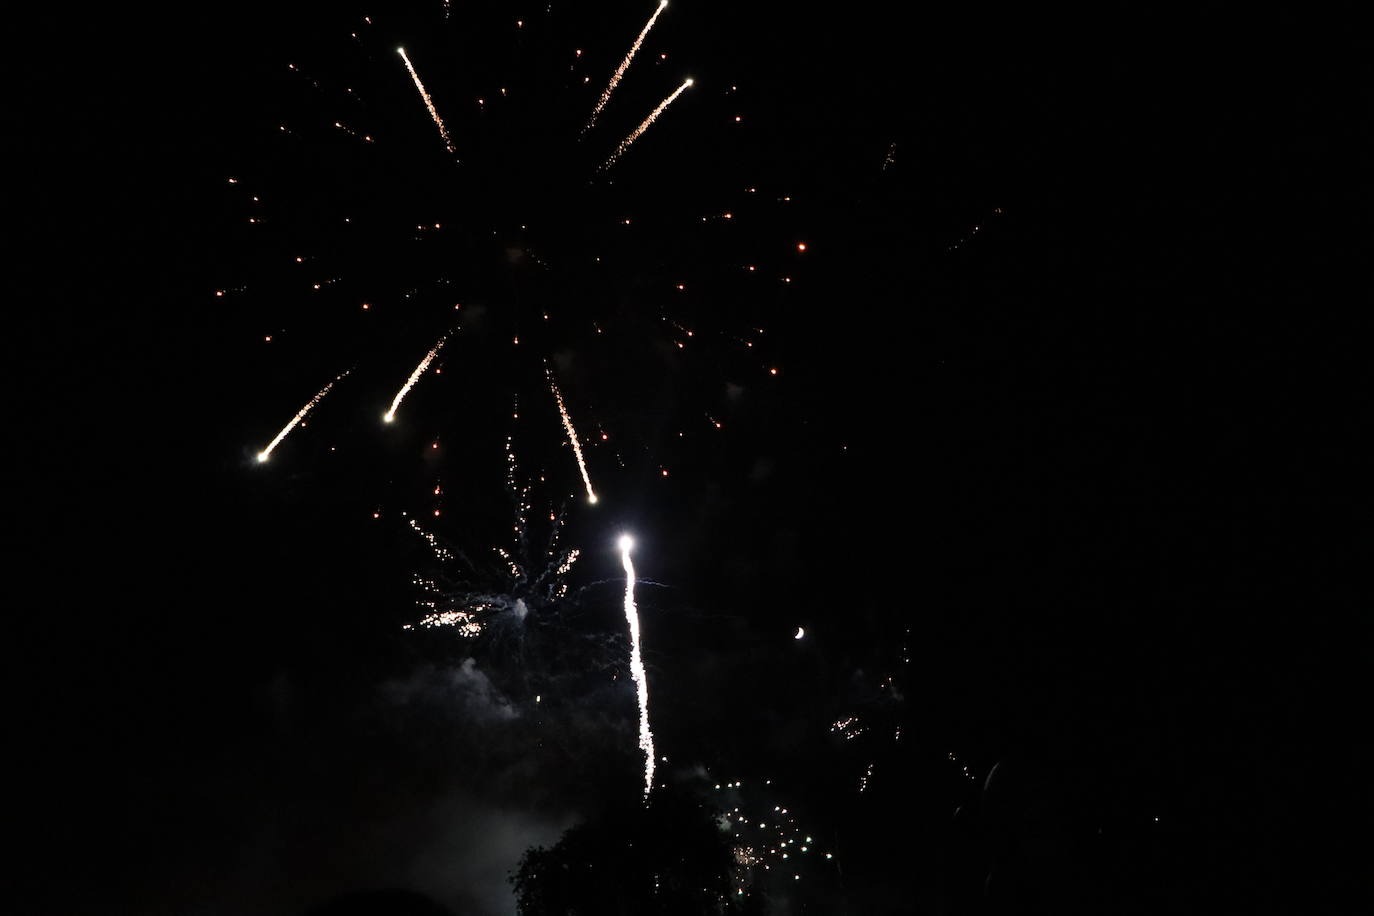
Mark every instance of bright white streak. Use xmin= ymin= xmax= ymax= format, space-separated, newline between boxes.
xmin=397 ymin=47 xmax=456 ymax=155
xmin=384 ymin=334 xmax=448 ymax=423
xmin=547 ymin=368 xmax=597 ymax=504
xmin=584 ymin=0 xmax=669 ymax=134
xmin=257 ymin=370 xmax=350 ymax=462
xmin=620 ymin=534 xmax=655 ymax=799
xmin=600 ymin=78 xmax=693 ymax=171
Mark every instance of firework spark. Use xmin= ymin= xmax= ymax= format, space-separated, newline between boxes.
xmin=256 ymin=370 xmax=350 ymax=462
xmin=620 ymin=534 xmax=655 ymax=799
xmin=600 ymin=77 xmax=694 ymax=171
xmin=547 ymin=367 xmax=598 ymax=504
xmin=584 ymin=0 xmax=670 ymax=135
xmin=384 ymin=333 xmax=449 ymax=423
xmin=397 ymin=47 xmax=456 ymax=155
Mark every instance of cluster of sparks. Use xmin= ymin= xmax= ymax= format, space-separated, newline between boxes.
xmin=713 ymin=781 xmax=835 ymax=896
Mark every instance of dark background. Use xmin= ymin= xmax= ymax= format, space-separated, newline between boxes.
xmin=13 ymin=2 xmax=1371 ymax=913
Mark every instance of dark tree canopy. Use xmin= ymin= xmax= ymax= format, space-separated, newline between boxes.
xmin=511 ymin=790 xmax=740 ymax=915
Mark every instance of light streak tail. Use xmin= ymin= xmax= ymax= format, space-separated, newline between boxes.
xmin=584 ymin=0 xmax=670 ymax=134
xmin=620 ymin=535 xmax=655 ymax=799
xmin=385 ymin=334 xmax=449 ymax=422
xmin=257 ymin=370 xmax=350 ymax=462
xmin=600 ymin=78 xmax=693 ymax=171
xmin=546 ymin=368 xmax=597 ymax=504
xmin=398 ymin=47 xmax=456 ymax=155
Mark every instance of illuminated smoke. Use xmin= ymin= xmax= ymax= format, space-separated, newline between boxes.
xmin=620 ymin=534 xmax=655 ymax=799
xmin=600 ymin=77 xmax=694 ymax=171
xmin=397 ymin=47 xmax=456 ymax=155
xmin=584 ymin=0 xmax=670 ymax=134
xmin=384 ymin=333 xmax=449 ymax=423
xmin=546 ymin=367 xmax=598 ymax=504
xmin=256 ymin=370 xmax=349 ymax=462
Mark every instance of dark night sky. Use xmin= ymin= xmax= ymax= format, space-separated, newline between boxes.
xmin=13 ymin=2 xmax=1373 ymax=914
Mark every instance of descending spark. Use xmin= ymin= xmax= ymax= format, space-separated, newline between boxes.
xmin=256 ymin=369 xmax=350 ymax=462
xmin=620 ymin=534 xmax=655 ymax=799
xmin=584 ymin=0 xmax=670 ymax=134
xmin=384 ymin=333 xmax=449 ymax=423
xmin=397 ymin=47 xmax=456 ymax=155
xmin=600 ymin=77 xmax=693 ymax=171
xmin=546 ymin=368 xmax=597 ymax=504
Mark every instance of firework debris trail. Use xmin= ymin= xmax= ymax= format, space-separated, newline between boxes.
xmin=546 ymin=367 xmax=598 ymax=504
xmin=257 ymin=370 xmax=350 ymax=462
xmin=600 ymin=78 xmax=694 ymax=171
xmin=583 ymin=0 xmax=670 ymax=135
xmin=384 ymin=333 xmax=449 ymax=423
xmin=398 ymin=46 xmax=456 ymax=155
xmin=619 ymin=535 xmax=655 ymax=800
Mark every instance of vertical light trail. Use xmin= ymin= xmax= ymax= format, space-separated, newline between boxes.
xmin=584 ymin=0 xmax=670 ymax=134
xmin=397 ymin=47 xmax=456 ymax=155
xmin=384 ymin=334 xmax=449 ymax=423
xmin=546 ymin=368 xmax=598 ymax=504
xmin=256 ymin=369 xmax=350 ymax=462
xmin=600 ymin=78 xmax=693 ymax=171
xmin=619 ymin=534 xmax=655 ymax=799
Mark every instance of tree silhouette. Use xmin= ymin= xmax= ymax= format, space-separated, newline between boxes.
xmin=511 ymin=790 xmax=743 ymax=915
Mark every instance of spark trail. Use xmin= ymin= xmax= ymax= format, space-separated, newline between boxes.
xmin=546 ymin=367 xmax=597 ymax=504
xmin=384 ymin=333 xmax=449 ymax=423
xmin=600 ymin=78 xmax=693 ymax=171
xmin=583 ymin=0 xmax=670 ymax=135
xmin=256 ymin=370 xmax=350 ymax=462
xmin=398 ymin=47 xmax=455 ymax=155
xmin=620 ymin=534 xmax=655 ymax=799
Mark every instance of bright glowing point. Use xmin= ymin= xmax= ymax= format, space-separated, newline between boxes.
xmin=547 ymin=368 xmax=598 ymax=504
xmin=398 ymin=47 xmax=456 ymax=155
xmin=619 ymin=533 xmax=654 ymax=799
xmin=600 ymin=78 xmax=695 ymax=171
xmin=794 ymin=626 xmax=805 ymax=639
xmin=385 ymin=333 xmax=449 ymax=423
xmin=584 ymin=0 xmax=672 ymax=134
xmin=256 ymin=370 xmax=350 ymax=463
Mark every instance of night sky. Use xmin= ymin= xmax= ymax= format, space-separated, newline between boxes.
xmin=15 ymin=3 xmax=1371 ymax=914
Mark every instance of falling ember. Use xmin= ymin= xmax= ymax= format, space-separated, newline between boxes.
xmin=256 ymin=370 xmax=350 ymax=462
xmin=584 ymin=0 xmax=670 ymax=134
xmin=384 ymin=333 xmax=449 ymax=423
xmin=397 ymin=47 xmax=456 ymax=155
xmin=547 ymin=368 xmax=598 ymax=503
xmin=620 ymin=535 xmax=655 ymax=799
xmin=600 ymin=77 xmax=694 ymax=171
